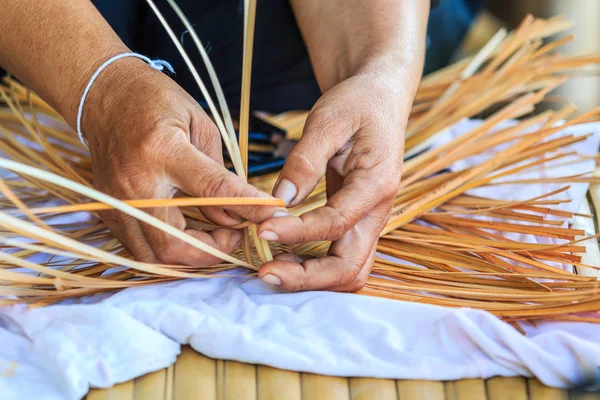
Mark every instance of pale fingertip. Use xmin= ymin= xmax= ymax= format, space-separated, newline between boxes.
xmin=273 ymin=210 xmax=290 ymax=218
xmin=258 ymin=230 xmax=279 ymax=241
xmin=261 ymin=273 xmax=281 ymax=286
xmin=273 ymin=178 xmax=297 ymax=206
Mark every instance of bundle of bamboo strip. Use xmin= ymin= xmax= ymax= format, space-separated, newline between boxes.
xmin=0 ymin=4 xmax=599 ymax=323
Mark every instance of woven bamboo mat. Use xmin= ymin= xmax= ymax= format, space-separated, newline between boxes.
xmin=85 ymin=346 xmax=599 ymax=400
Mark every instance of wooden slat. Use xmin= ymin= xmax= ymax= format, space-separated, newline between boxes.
xmin=165 ymin=365 xmax=174 ymax=400
xmin=486 ymin=377 xmax=528 ymax=400
xmin=301 ymin=373 xmax=349 ymax=400
xmin=527 ymin=378 xmax=568 ymax=400
xmin=570 ymin=391 xmax=600 ymax=400
xmin=173 ymin=346 xmax=216 ymax=400
xmin=87 ymin=381 xmax=134 ymax=400
xmin=88 ymin=355 xmax=600 ymax=400
xmin=216 ymin=360 xmax=225 ymax=400
xmin=257 ymin=365 xmax=301 ymax=400
xmin=397 ymin=380 xmax=445 ymax=399
xmin=134 ymin=370 xmax=167 ymax=400
xmin=445 ymin=379 xmax=487 ymax=400
xmin=222 ymin=361 xmax=257 ymax=400
xmin=349 ymin=378 xmax=397 ymax=400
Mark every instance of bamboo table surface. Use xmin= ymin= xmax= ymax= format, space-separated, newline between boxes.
xmin=85 ymin=346 xmax=599 ymax=400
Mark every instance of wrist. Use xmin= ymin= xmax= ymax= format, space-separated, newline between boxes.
xmin=78 ymin=56 xmax=158 ymax=146
xmin=318 ymin=43 xmax=425 ymax=98
xmin=57 ymin=45 xmax=129 ymax=127
xmin=293 ymin=0 xmax=429 ymax=94
xmin=347 ymin=53 xmax=424 ymax=110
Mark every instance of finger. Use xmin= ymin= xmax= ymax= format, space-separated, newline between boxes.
xmin=273 ymin=252 xmax=310 ymax=264
xmin=191 ymin=108 xmax=242 ymax=224
xmin=186 ymin=227 xmax=243 ymax=263
xmin=258 ymin=208 xmax=384 ymax=291
xmin=258 ymin=166 xmax=396 ymax=244
xmin=258 ymin=235 xmax=370 ymax=292
xmin=273 ymin=106 xmax=351 ymax=207
xmin=139 ymin=203 xmax=242 ymax=266
xmin=327 ymin=245 xmax=376 ymax=292
xmin=172 ymin=188 xmax=241 ymax=227
xmin=98 ymin=209 xmax=159 ymax=263
xmin=169 ymin=142 xmax=288 ymax=223
xmin=199 ymin=206 xmax=244 ymax=227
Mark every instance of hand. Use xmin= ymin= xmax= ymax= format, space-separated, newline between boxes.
xmin=257 ymin=70 xmax=411 ymax=291
xmin=83 ymin=59 xmax=285 ymax=265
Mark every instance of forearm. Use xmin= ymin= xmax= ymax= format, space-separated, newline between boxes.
xmin=0 ymin=0 xmax=129 ymax=127
xmin=290 ymin=0 xmax=429 ymax=95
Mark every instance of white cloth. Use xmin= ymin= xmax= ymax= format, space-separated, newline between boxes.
xmin=1 ymin=120 xmax=599 ymax=400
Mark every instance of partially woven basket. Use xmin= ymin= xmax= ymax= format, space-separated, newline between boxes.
xmin=0 ymin=2 xmax=599 ymax=323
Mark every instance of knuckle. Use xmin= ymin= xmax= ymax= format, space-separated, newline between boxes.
xmin=324 ymin=220 xmax=347 ymax=241
xmin=305 ymin=106 xmax=338 ymax=134
xmin=331 ymin=209 xmax=355 ymax=237
xmin=335 ymin=258 xmax=363 ymax=289
xmin=203 ymin=170 xmax=231 ymax=198
xmin=113 ymin=168 xmax=147 ymax=195
xmin=297 ymin=279 xmax=311 ymax=292
xmin=202 ymin=171 xmax=252 ymax=204
xmin=373 ymin=172 xmax=400 ymax=200
xmin=135 ymin=250 xmax=159 ymax=264
xmin=97 ymin=209 xmax=121 ymax=228
xmin=305 ymin=104 xmax=355 ymax=140
xmin=194 ymin=113 xmax=219 ymax=135
xmin=285 ymin=151 xmax=320 ymax=178
xmin=347 ymin=275 xmax=368 ymax=292
xmin=286 ymin=276 xmax=308 ymax=292
xmin=288 ymin=264 xmax=312 ymax=292
xmin=244 ymin=205 xmax=266 ymax=222
xmin=300 ymin=211 xmax=350 ymax=241
xmin=155 ymin=241 xmax=183 ymax=265
xmin=335 ymin=269 xmax=357 ymax=288
xmin=192 ymin=116 xmax=221 ymax=152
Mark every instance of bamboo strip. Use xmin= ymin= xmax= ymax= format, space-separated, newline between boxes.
xmin=0 ymin=14 xmax=599 ymax=322
xmin=27 ymin=197 xmax=284 ymax=214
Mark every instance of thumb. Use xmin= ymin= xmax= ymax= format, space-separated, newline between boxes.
xmin=189 ymin=109 xmax=239 ymax=226
xmin=274 ymin=108 xmax=349 ymax=207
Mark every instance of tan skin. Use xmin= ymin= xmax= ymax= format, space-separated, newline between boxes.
xmin=0 ymin=0 xmax=428 ymax=291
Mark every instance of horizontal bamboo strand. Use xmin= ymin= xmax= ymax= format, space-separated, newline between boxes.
xmin=0 ymin=14 xmax=599 ymax=319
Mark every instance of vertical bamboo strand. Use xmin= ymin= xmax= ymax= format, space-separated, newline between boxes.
xmin=239 ymin=0 xmax=273 ymax=264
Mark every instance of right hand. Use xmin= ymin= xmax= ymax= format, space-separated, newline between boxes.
xmin=82 ymin=58 xmax=285 ymax=266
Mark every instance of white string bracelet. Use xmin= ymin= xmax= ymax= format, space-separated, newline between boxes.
xmin=76 ymin=52 xmax=175 ymax=148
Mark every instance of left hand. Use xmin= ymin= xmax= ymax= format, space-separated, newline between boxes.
xmin=257 ymin=69 xmax=411 ymax=291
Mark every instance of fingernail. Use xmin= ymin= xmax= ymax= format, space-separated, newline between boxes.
xmin=261 ymin=274 xmax=281 ymax=286
xmin=274 ymin=179 xmax=297 ymax=206
xmin=259 ymin=230 xmax=279 ymax=241
xmin=273 ymin=210 xmax=290 ymax=218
